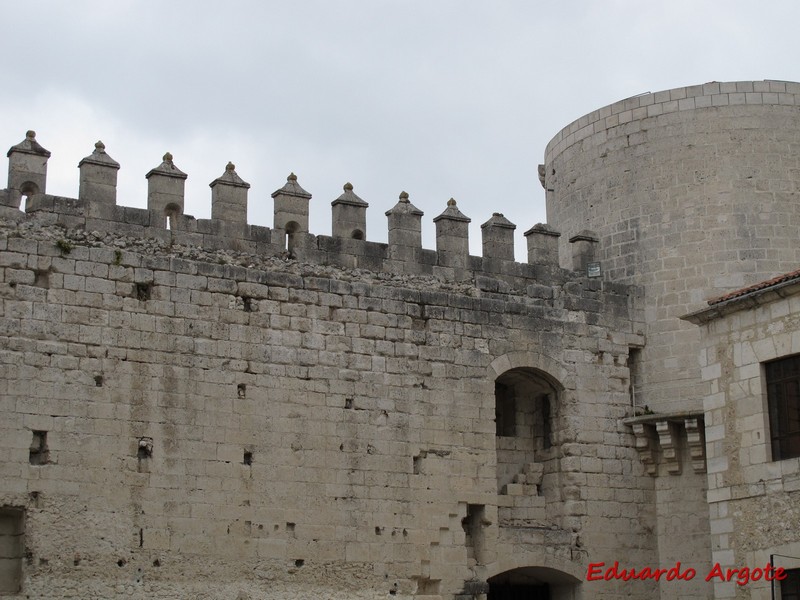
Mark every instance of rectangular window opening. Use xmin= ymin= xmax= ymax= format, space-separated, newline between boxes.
xmin=766 ymin=355 xmax=800 ymax=461
xmin=461 ymin=504 xmax=486 ymax=565
xmin=0 ymin=508 xmax=24 ymax=593
xmin=29 ymin=431 xmax=49 ymax=466
xmin=540 ymin=394 xmax=552 ymax=450
xmin=781 ymin=567 xmax=800 ymax=599
xmin=495 ymin=382 xmax=516 ymax=437
xmin=628 ymin=347 xmax=643 ymax=410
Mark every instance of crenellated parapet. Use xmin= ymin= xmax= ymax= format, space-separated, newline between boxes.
xmin=1 ymin=131 xmax=616 ymax=288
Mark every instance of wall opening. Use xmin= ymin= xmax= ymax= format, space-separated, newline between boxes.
xmin=461 ymin=504 xmax=486 ymax=565
xmin=351 ymin=229 xmax=364 ymax=240
xmin=33 ymin=270 xmax=50 ymax=288
xmin=780 ymin=567 xmax=800 ymax=599
xmin=495 ymin=368 xmax=559 ymax=494
xmin=164 ymin=203 xmax=181 ymax=231
xmin=540 ymin=395 xmax=552 ymax=450
xmin=628 ymin=347 xmax=643 ymax=410
xmin=765 ymin=354 xmax=800 ymax=461
xmin=495 ymin=382 xmax=516 ymax=437
xmin=138 ymin=438 xmax=153 ymax=461
xmin=488 ymin=567 xmax=580 ymax=600
xmin=29 ymin=431 xmax=49 ymax=465
xmin=18 ymin=181 xmax=38 ymax=212
xmin=489 ymin=581 xmax=549 ymax=600
xmin=284 ymin=221 xmax=300 ymax=253
xmin=0 ymin=508 xmax=24 ymax=593
xmin=135 ymin=283 xmax=152 ymax=301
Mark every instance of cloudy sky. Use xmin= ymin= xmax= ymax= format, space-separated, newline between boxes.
xmin=2 ymin=1 xmax=798 ymax=259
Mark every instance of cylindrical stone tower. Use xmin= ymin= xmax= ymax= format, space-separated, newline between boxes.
xmin=543 ymin=80 xmax=800 ymax=414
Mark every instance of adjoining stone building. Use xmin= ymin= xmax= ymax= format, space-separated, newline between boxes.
xmin=0 ymin=80 xmax=799 ymax=599
xmin=684 ymin=271 xmax=800 ymax=600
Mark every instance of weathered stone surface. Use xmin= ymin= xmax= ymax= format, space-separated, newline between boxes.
xmin=4 ymin=80 xmax=799 ymax=599
xmin=0 ymin=199 xmax=651 ymax=598
xmin=545 ymin=82 xmax=800 ymax=420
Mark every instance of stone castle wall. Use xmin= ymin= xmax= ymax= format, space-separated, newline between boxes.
xmin=0 ymin=133 xmax=663 ymax=599
xmin=8 ymin=78 xmax=790 ymax=597
xmin=543 ymin=80 xmax=800 ymax=416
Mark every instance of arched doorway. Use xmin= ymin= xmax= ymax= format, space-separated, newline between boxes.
xmin=495 ymin=367 xmax=559 ymax=496
xmin=489 ymin=567 xmax=580 ymax=600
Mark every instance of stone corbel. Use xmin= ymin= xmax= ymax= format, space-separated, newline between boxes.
xmin=684 ymin=417 xmax=707 ymax=474
xmin=631 ymin=423 xmax=657 ymax=476
xmin=625 ymin=410 xmax=705 ymax=477
xmin=656 ymin=420 xmax=682 ymax=475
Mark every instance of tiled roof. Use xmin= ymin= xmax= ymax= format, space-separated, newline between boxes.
xmin=708 ymin=268 xmax=800 ymax=305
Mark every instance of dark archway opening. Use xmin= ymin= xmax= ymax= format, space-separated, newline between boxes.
xmin=489 ymin=567 xmax=578 ymax=600
xmin=495 ymin=367 xmax=559 ymax=495
xmin=489 ymin=581 xmax=550 ymax=600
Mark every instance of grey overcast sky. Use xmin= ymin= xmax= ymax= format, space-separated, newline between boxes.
xmin=2 ymin=1 xmax=798 ymax=259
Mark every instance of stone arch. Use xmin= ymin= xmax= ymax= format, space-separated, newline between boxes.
xmin=488 ymin=351 xmax=571 ymax=391
xmin=490 ymin=352 xmax=568 ymax=516
xmin=164 ymin=202 xmax=181 ymax=230
xmin=284 ymin=220 xmax=301 ymax=252
xmin=17 ymin=181 xmax=39 ymax=212
xmin=487 ymin=560 xmax=583 ymax=600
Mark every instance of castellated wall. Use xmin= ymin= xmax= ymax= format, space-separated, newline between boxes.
xmin=543 ymin=80 xmax=800 ymax=416
xmin=0 ymin=133 xmax=674 ymax=599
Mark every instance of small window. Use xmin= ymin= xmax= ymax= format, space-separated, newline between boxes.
xmin=461 ymin=504 xmax=486 ymax=564
xmin=29 ymin=431 xmax=49 ymax=465
xmin=0 ymin=508 xmax=24 ymax=593
xmin=766 ymin=355 xmax=800 ymax=461
xmin=540 ymin=394 xmax=552 ymax=450
xmin=495 ymin=382 xmax=516 ymax=437
xmin=284 ymin=221 xmax=300 ymax=253
xmin=781 ymin=568 xmax=800 ymax=600
xmin=628 ymin=347 xmax=642 ymax=408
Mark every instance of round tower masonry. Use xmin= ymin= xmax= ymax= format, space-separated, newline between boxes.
xmin=543 ymin=80 xmax=800 ymax=414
